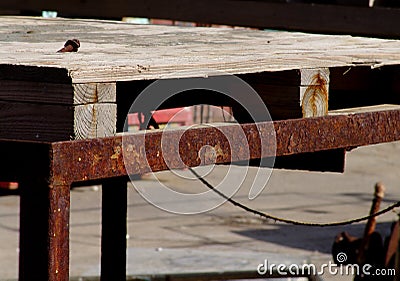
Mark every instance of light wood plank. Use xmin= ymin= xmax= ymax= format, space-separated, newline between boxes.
xmin=2 ymin=17 xmax=400 ymax=83
xmin=0 ymin=80 xmax=73 ymax=105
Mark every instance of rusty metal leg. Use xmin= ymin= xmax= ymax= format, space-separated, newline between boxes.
xmin=19 ymin=180 xmax=70 ymax=281
xmin=101 ymin=178 xmax=127 ymax=281
xmin=48 ymin=184 xmax=70 ymax=280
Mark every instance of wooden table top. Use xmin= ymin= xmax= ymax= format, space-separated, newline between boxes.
xmin=2 ymin=16 xmax=400 ymax=83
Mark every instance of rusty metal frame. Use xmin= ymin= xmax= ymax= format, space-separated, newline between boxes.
xmin=1 ymin=108 xmax=399 ymax=281
xmin=50 ymin=108 xmax=400 ymax=186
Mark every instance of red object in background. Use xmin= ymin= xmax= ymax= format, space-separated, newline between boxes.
xmin=128 ymin=107 xmax=193 ymax=129
xmin=0 ymin=182 xmax=18 ymax=190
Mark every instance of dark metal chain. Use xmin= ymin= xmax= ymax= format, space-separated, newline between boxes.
xmin=189 ymin=168 xmax=400 ymax=227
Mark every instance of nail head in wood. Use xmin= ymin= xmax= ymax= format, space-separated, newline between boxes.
xmin=57 ymin=39 xmax=80 ymax=53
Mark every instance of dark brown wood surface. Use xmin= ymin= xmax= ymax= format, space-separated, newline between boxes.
xmin=2 ymin=1 xmax=400 ymax=38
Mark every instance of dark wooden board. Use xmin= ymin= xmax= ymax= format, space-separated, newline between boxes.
xmin=0 ymin=80 xmax=73 ymax=105
xmin=0 ymin=101 xmax=74 ymax=141
xmin=5 ymin=1 xmax=400 ymax=38
xmin=0 ymin=65 xmax=71 ymax=84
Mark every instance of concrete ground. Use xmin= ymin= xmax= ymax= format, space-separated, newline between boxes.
xmin=0 ymin=141 xmax=399 ymax=280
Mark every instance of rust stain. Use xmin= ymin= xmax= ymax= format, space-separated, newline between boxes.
xmin=91 ymin=104 xmax=98 ymax=137
xmin=214 ymin=143 xmax=225 ymax=159
xmin=92 ymin=153 xmax=102 ymax=165
xmin=198 ymin=145 xmax=216 ymax=165
xmin=93 ymin=83 xmax=99 ymax=103
xmin=111 ymin=146 xmax=121 ymax=159
xmin=124 ymin=144 xmax=141 ymax=163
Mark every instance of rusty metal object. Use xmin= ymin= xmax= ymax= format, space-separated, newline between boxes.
xmin=48 ymin=108 xmax=400 ymax=185
xmin=48 ymin=184 xmax=70 ymax=281
xmin=394 ymin=219 xmax=400 ymax=281
xmin=332 ymin=183 xmax=387 ymax=279
xmin=385 ymin=221 xmax=399 ymax=267
xmin=358 ymin=182 xmax=385 ymax=264
xmin=57 ymin=39 xmax=80 ymax=52
xmin=365 ymin=183 xmax=386 ymax=237
xmin=10 ymin=141 xmax=70 ymax=281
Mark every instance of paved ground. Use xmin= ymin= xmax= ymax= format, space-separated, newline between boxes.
xmin=0 ymin=141 xmax=399 ymax=280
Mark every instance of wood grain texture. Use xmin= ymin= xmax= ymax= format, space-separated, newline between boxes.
xmin=0 ymin=80 xmax=73 ymax=104
xmin=73 ymin=83 xmax=117 ymax=139
xmin=0 ymin=101 xmax=73 ymax=141
xmin=300 ymin=68 xmax=329 ymax=117
xmin=2 ymin=17 xmax=400 ymax=84
xmin=74 ymin=103 xmax=116 ymax=139
xmin=2 ymin=16 xmax=400 ymax=142
xmin=0 ymin=65 xmax=71 ymax=84
xmin=73 ymin=83 xmax=116 ymax=105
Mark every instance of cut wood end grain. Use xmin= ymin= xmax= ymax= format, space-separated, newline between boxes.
xmin=73 ymin=83 xmax=116 ymax=105
xmin=300 ymin=68 xmax=329 ymax=118
xmin=74 ymin=103 xmax=116 ymax=139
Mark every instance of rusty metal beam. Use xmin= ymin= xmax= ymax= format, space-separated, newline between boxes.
xmin=1 ymin=108 xmax=398 ymax=185
xmin=48 ymin=108 xmax=400 ymax=185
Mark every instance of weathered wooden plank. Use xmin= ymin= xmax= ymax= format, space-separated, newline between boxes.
xmin=0 ymin=65 xmax=71 ymax=84
xmin=2 ymin=17 xmax=400 ymax=84
xmin=0 ymin=80 xmax=73 ymax=105
xmin=328 ymin=66 xmax=400 ymax=110
xmin=0 ymin=81 xmax=117 ymax=141
xmin=374 ymin=65 xmax=400 ymax=104
xmin=2 ymin=17 xmax=400 ymax=143
xmin=234 ymin=69 xmax=330 ymax=120
xmin=0 ymin=101 xmax=73 ymax=141
xmin=239 ymin=71 xmax=302 ymax=120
